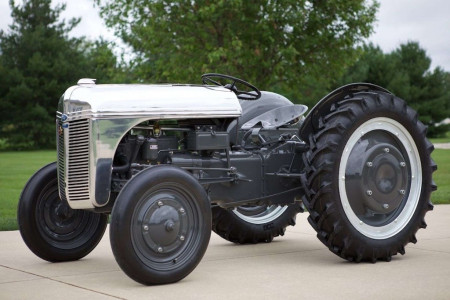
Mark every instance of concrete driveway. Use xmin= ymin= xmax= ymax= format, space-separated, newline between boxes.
xmin=1 ymin=205 xmax=449 ymax=300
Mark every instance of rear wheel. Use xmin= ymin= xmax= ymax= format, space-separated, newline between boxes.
xmin=303 ymin=92 xmax=436 ymax=262
xmin=18 ymin=162 xmax=108 ymax=262
xmin=212 ymin=203 xmax=302 ymax=243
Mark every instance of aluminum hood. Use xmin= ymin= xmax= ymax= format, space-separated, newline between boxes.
xmin=58 ymin=83 xmax=242 ymax=120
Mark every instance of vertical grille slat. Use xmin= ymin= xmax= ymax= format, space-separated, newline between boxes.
xmin=57 ymin=118 xmax=91 ymax=202
xmin=57 ymin=119 xmax=67 ymax=203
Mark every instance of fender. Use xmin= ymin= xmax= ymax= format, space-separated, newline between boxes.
xmin=299 ymin=83 xmax=393 ymax=141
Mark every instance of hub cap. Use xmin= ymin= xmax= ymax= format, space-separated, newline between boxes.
xmin=36 ymin=180 xmax=100 ymax=249
xmin=131 ymin=186 xmax=197 ymax=268
xmin=140 ymin=195 xmax=188 ymax=254
xmin=339 ymin=118 xmax=422 ymax=239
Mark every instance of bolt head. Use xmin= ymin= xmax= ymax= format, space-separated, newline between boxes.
xmin=157 ymin=247 xmax=163 ymax=253
xmin=179 ymin=208 xmax=185 ymax=214
xmin=366 ymin=162 xmax=373 ymax=167
xmin=400 ymin=162 xmax=406 ymax=167
xmin=383 ymin=204 xmax=389 ymax=209
xmin=158 ymin=201 xmax=163 ymax=207
xmin=143 ymin=225 xmax=149 ymax=231
xmin=399 ymin=189 xmax=406 ymax=195
xmin=384 ymin=148 xmax=390 ymax=153
xmin=366 ymin=190 xmax=373 ymax=196
xmin=180 ymin=235 xmax=185 ymax=241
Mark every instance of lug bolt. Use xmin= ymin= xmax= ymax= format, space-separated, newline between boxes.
xmin=366 ymin=162 xmax=373 ymax=167
xmin=179 ymin=208 xmax=185 ymax=214
xmin=158 ymin=201 xmax=163 ymax=207
xmin=384 ymin=148 xmax=390 ymax=153
xmin=383 ymin=204 xmax=389 ymax=209
xmin=400 ymin=162 xmax=406 ymax=167
xmin=399 ymin=189 xmax=406 ymax=195
xmin=157 ymin=247 xmax=163 ymax=253
xmin=180 ymin=235 xmax=185 ymax=241
xmin=143 ymin=225 xmax=149 ymax=231
xmin=366 ymin=190 xmax=373 ymax=196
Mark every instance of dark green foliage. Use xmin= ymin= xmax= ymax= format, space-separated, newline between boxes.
xmin=339 ymin=42 xmax=450 ymax=137
xmin=0 ymin=0 xmax=122 ymax=150
xmin=95 ymin=0 xmax=378 ymax=107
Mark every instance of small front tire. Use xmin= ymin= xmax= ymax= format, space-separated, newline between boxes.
xmin=18 ymin=162 xmax=108 ymax=262
xmin=110 ymin=165 xmax=211 ymax=285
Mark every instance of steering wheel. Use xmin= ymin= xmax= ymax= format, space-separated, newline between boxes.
xmin=201 ymin=73 xmax=261 ymax=100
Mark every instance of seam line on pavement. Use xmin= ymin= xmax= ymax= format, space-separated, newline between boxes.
xmin=408 ymin=247 xmax=450 ymax=255
xmin=419 ymin=237 xmax=450 ymax=241
xmin=203 ymin=247 xmax=325 ymax=262
xmin=0 ymin=264 xmax=125 ymax=299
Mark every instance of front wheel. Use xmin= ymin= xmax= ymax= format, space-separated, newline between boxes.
xmin=18 ymin=162 xmax=108 ymax=262
xmin=303 ymin=92 xmax=436 ymax=262
xmin=110 ymin=166 xmax=211 ymax=285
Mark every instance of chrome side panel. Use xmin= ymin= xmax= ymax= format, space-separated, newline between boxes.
xmin=57 ymin=84 xmax=242 ymax=209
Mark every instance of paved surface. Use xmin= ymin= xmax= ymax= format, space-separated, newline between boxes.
xmin=434 ymin=143 xmax=450 ymax=150
xmin=1 ymin=205 xmax=449 ymax=300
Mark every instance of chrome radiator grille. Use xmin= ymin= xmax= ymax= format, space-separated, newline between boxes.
xmin=57 ymin=118 xmax=91 ymax=202
xmin=57 ymin=119 xmax=67 ymax=202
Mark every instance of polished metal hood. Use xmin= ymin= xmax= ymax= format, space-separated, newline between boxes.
xmin=58 ymin=83 xmax=242 ymax=120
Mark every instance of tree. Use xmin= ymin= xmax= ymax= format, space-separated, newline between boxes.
xmin=339 ymin=42 xmax=450 ymax=137
xmin=82 ymin=39 xmax=134 ymax=84
xmin=95 ymin=0 xmax=378 ymax=106
xmin=0 ymin=0 xmax=121 ymax=150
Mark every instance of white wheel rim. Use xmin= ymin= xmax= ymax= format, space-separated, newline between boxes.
xmin=232 ymin=205 xmax=288 ymax=225
xmin=338 ymin=117 xmax=422 ymax=239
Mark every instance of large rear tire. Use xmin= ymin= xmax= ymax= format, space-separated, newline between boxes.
xmin=212 ymin=204 xmax=302 ymax=243
xmin=303 ymin=91 xmax=436 ymax=262
xmin=18 ymin=162 xmax=108 ymax=262
xmin=110 ymin=166 xmax=211 ymax=285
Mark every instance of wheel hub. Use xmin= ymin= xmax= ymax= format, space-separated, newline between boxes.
xmin=55 ymin=202 xmax=73 ymax=219
xmin=43 ymin=195 xmax=81 ymax=235
xmin=345 ymin=135 xmax=411 ymax=226
xmin=339 ymin=117 xmax=422 ymax=239
xmin=140 ymin=196 xmax=188 ymax=254
xmin=360 ymin=143 xmax=408 ymax=214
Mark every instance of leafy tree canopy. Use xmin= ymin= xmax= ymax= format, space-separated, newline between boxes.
xmin=340 ymin=42 xmax=450 ymax=137
xmin=96 ymin=0 xmax=378 ymax=105
xmin=0 ymin=0 xmax=121 ymax=150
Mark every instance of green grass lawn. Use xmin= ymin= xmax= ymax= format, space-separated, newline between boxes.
xmin=430 ymin=131 xmax=450 ymax=144
xmin=432 ymin=149 xmax=450 ymax=204
xmin=0 ymin=148 xmax=449 ymax=231
xmin=0 ymin=151 xmax=56 ymax=230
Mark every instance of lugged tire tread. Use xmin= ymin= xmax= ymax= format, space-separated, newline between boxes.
xmin=211 ymin=203 xmax=303 ymax=244
xmin=302 ymin=91 xmax=435 ymax=263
